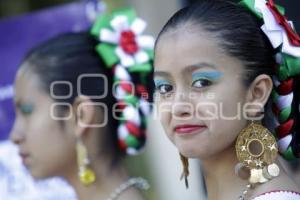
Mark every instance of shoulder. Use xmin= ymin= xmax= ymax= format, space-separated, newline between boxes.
xmin=252 ymin=190 xmax=300 ymax=200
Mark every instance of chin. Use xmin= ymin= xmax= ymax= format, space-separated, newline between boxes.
xmin=29 ymin=168 xmax=50 ymax=180
xmin=177 ymin=144 xmax=203 ymax=158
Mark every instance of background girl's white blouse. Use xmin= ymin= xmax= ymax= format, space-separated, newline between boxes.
xmin=0 ymin=141 xmax=77 ymax=200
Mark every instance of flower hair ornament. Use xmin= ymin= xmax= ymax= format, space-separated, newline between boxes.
xmin=90 ymin=8 xmax=155 ymax=155
xmin=235 ymin=0 xmax=300 ymax=199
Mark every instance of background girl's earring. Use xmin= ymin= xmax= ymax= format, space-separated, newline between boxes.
xmin=76 ymin=138 xmax=96 ymax=186
xmin=179 ymin=153 xmax=189 ymax=189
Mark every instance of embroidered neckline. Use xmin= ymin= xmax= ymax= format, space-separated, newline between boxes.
xmin=255 ymin=190 xmax=300 ymax=197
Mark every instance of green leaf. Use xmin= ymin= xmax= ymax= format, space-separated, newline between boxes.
xmin=113 ymin=8 xmax=136 ymax=25
xmin=129 ymin=63 xmax=152 ymax=73
xmin=96 ymin=44 xmax=118 ymax=67
xmin=90 ymin=15 xmax=112 ymax=37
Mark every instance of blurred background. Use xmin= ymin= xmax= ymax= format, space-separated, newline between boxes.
xmin=0 ymin=0 xmax=299 ymax=200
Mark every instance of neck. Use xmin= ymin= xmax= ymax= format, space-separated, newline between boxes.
xmin=201 ymin=145 xmax=248 ymax=200
xmin=63 ymin=159 xmax=131 ymax=200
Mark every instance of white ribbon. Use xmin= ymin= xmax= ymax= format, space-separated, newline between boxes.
xmin=127 ymin=148 xmax=138 ymax=155
xmin=276 ymin=93 xmax=293 ymax=110
xmin=118 ymin=124 xmax=129 ymax=140
xmin=115 ymin=65 xmax=131 ymax=81
xmin=277 ymin=134 xmax=292 ymax=153
xmin=123 ymin=106 xmax=141 ymax=125
xmin=255 ymin=0 xmax=300 ymax=57
xmin=139 ymin=99 xmax=151 ymax=116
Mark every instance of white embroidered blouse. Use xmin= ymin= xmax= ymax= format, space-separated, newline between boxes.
xmin=253 ymin=190 xmax=300 ymax=200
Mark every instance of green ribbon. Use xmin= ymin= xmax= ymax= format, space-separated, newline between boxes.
xmin=271 ymin=90 xmax=291 ymax=123
xmin=282 ymin=146 xmax=297 ymax=160
xmin=278 ymin=53 xmax=300 ymax=81
xmin=125 ymin=134 xmax=139 ymax=147
xmin=239 ymin=0 xmax=262 ymax=19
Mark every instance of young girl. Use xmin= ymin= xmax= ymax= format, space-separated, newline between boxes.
xmin=10 ymin=10 xmax=154 ymax=200
xmin=154 ymin=0 xmax=300 ymax=199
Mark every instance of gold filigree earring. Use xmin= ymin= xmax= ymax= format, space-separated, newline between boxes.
xmin=235 ymin=121 xmax=279 ymax=198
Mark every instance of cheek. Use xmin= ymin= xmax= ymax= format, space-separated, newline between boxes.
xmin=27 ymin=118 xmax=76 ymax=177
xmin=156 ymin=101 xmax=172 ymax=129
xmin=203 ymin=91 xmax=248 ymax=148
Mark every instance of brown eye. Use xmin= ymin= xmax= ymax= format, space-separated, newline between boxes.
xmin=192 ymin=79 xmax=212 ymax=88
xmin=156 ymin=84 xmax=173 ymax=95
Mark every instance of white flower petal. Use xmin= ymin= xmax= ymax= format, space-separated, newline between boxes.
xmin=131 ymin=18 xmax=147 ymax=35
xmin=100 ymin=29 xmax=119 ymax=44
xmin=111 ymin=16 xmax=129 ymax=32
xmin=116 ymin=47 xmax=135 ymax=66
xmin=134 ymin=51 xmax=149 ymax=64
xmin=136 ymin=35 xmax=155 ymax=49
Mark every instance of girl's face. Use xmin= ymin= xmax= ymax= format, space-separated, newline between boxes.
xmin=10 ymin=68 xmax=77 ymax=179
xmin=154 ymin=28 xmax=250 ymax=159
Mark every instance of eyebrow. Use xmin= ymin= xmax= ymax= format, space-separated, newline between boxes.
xmin=154 ymin=62 xmax=217 ymax=76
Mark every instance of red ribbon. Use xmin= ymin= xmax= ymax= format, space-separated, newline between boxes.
xmin=276 ymin=119 xmax=294 ymax=139
xmin=266 ymin=0 xmax=300 ymax=46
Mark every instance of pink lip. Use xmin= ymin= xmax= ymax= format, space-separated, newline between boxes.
xmin=174 ymin=124 xmax=207 ymax=135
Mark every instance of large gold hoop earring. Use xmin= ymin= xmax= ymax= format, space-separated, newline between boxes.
xmin=235 ymin=121 xmax=280 ymax=199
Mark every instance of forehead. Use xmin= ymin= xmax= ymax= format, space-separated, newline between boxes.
xmin=154 ymin=27 xmax=244 ymax=76
xmin=14 ymin=67 xmax=49 ymax=103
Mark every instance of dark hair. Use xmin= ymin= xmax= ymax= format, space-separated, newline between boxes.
xmin=155 ymin=0 xmax=300 ymax=159
xmin=21 ymin=32 xmax=154 ymax=165
xmin=156 ymin=0 xmax=276 ymax=84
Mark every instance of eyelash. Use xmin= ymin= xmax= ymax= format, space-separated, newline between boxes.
xmin=191 ymin=78 xmax=213 ymax=88
xmin=155 ymin=78 xmax=213 ymax=96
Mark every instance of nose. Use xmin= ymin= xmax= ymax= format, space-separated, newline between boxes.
xmin=172 ymin=90 xmax=193 ymax=119
xmin=10 ymin=120 xmax=25 ymax=145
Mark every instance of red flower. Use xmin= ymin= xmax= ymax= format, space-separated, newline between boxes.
xmin=120 ymin=31 xmax=139 ymax=54
xmin=266 ymin=0 xmax=300 ymax=46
